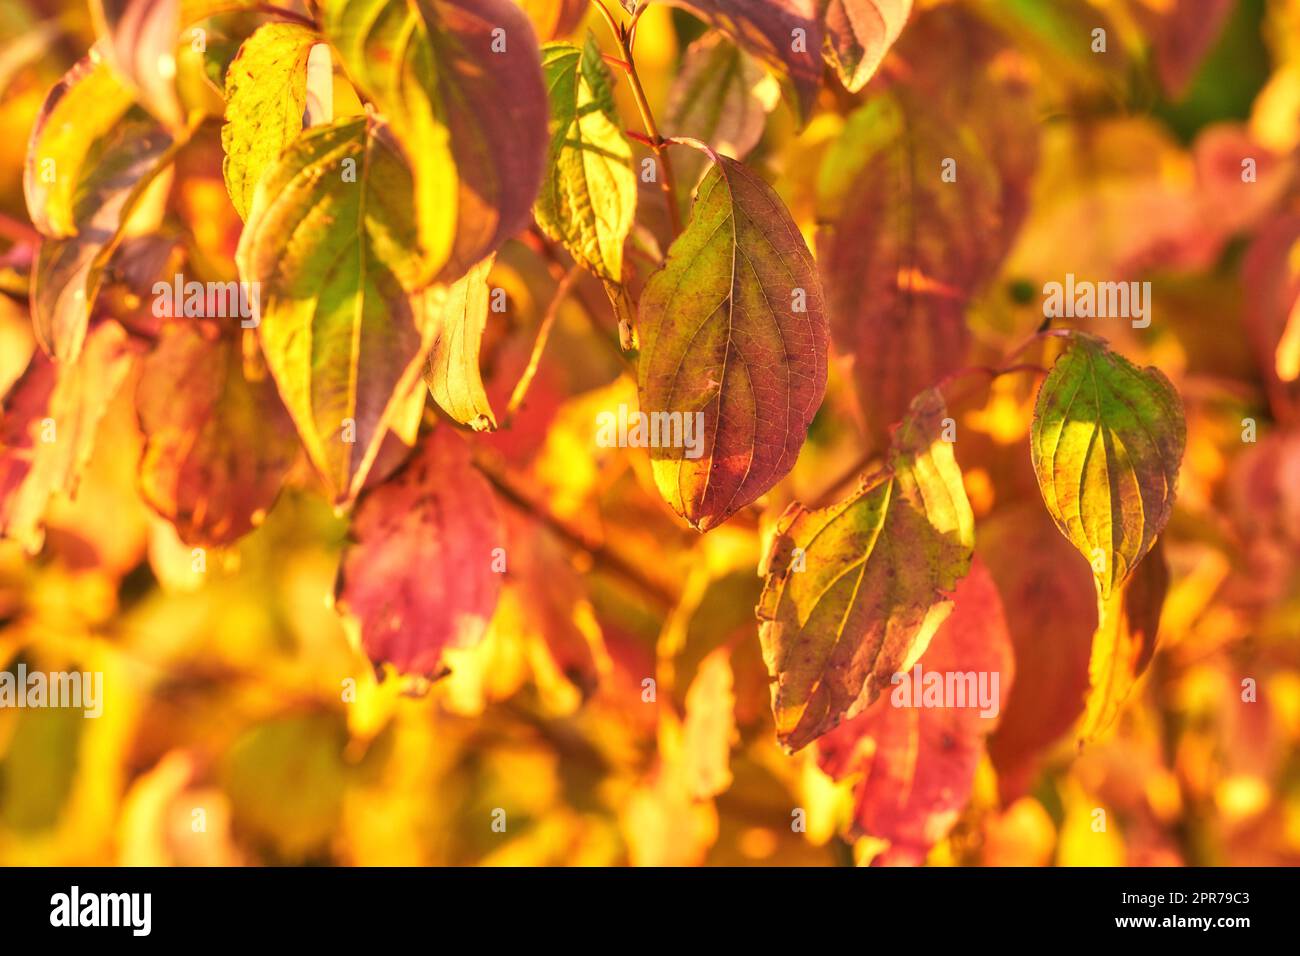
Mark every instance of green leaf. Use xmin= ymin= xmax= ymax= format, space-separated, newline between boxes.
xmin=424 ymin=254 xmax=496 ymax=431
xmin=637 ymin=151 xmax=828 ymax=532
xmin=1029 ymin=333 xmax=1186 ymax=599
xmin=235 ymin=116 xmax=435 ymax=505
xmin=756 ymin=389 xmax=974 ymax=753
xmin=24 ymin=55 xmax=177 ymax=361
xmin=535 ymin=37 xmax=636 ymax=290
xmin=221 ymin=21 xmax=318 ymax=220
xmin=322 ymin=0 xmax=548 ymax=284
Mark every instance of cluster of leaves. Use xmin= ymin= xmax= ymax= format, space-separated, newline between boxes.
xmin=0 ymin=0 xmax=1298 ymax=866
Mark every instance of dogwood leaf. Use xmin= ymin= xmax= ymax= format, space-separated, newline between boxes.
xmin=221 ymin=21 xmax=317 ymax=220
xmin=757 ymin=389 xmax=974 ymax=753
xmin=335 ymin=427 xmax=503 ymax=677
xmin=323 ymin=0 xmax=548 ymax=284
xmin=424 ymin=255 xmax=496 ymax=431
xmin=820 ymin=0 xmax=912 ymax=93
xmin=637 ymin=151 xmax=827 ymax=532
xmin=1029 ymin=333 xmax=1185 ymax=599
xmin=235 ymin=116 xmax=435 ymax=504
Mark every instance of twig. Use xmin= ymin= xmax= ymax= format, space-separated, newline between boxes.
xmin=592 ymin=0 xmax=683 ymax=238
xmin=505 ymin=263 xmax=582 ymax=425
xmin=474 ymin=453 xmax=680 ymax=608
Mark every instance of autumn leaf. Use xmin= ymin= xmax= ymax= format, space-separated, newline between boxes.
xmin=424 ymin=255 xmax=497 ymax=432
xmin=815 ymin=559 xmax=1012 ymax=864
xmin=24 ymin=55 xmax=176 ymax=361
xmin=90 ymin=0 xmax=185 ymax=129
xmin=671 ymin=0 xmax=823 ymax=122
xmin=516 ymin=0 xmax=587 ymax=41
xmin=535 ymin=37 xmax=636 ymax=300
xmin=1077 ymin=537 xmax=1169 ymax=744
xmin=335 ymin=427 xmax=503 ymax=677
xmin=235 ymin=116 xmax=435 ymax=504
xmin=1242 ymin=213 xmax=1300 ymax=418
xmin=1132 ymin=0 xmax=1233 ymax=98
xmin=220 ymin=21 xmax=317 ymax=221
xmin=1029 ymin=333 xmax=1186 ymax=599
xmin=981 ymin=504 xmax=1096 ymax=801
xmin=323 ymin=0 xmax=548 ymax=284
xmin=0 ymin=320 xmax=137 ymax=552
xmin=637 ymin=151 xmax=827 ymax=532
xmin=757 ymin=389 xmax=974 ymax=753
xmin=817 ymin=9 xmax=1034 ymax=444
xmin=682 ymin=647 xmax=736 ymax=799
xmin=136 ymin=320 xmax=300 ymax=546
xmin=819 ymin=0 xmax=911 ymax=93
xmin=665 ymin=33 xmax=780 ymax=189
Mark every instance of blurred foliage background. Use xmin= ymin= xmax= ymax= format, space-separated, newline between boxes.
xmin=2 ymin=0 xmax=1300 ymax=866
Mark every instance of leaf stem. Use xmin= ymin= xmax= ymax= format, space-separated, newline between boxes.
xmin=505 ymin=263 xmax=583 ymax=425
xmin=592 ymin=0 xmax=683 ymax=238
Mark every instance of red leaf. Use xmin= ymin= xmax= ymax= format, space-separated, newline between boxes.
xmin=136 ymin=321 xmax=299 ymax=546
xmin=335 ymin=427 xmax=504 ymax=677
xmin=815 ymin=559 xmax=1013 ymax=864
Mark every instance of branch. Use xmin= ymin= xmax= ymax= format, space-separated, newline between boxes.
xmin=593 ymin=0 xmax=683 ymax=238
xmin=505 ymin=263 xmax=583 ymax=425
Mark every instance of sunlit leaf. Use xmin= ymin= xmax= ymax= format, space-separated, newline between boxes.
xmin=136 ymin=320 xmax=299 ymax=546
xmin=682 ymin=647 xmax=735 ymax=798
xmin=335 ymin=427 xmax=504 ymax=677
xmin=672 ymin=0 xmax=823 ymax=122
xmin=25 ymin=55 xmax=176 ymax=360
xmin=235 ymin=116 xmax=435 ymax=504
xmin=323 ymin=0 xmax=548 ymax=283
xmin=665 ymin=33 xmax=780 ymax=187
xmin=820 ymin=0 xmax=911 ymax=93
xmin=90 ymin=0 xmax=185 ymax=129
xmin=1078 ymin=537 xmax=1168 ymax=743
xmin=1029 ymin=333 xmax=1185 ymax=599
xmin=757 ymin=389 xmax=974 ymax=752
xmin=535 ymin=37 xmax=636 ymax=299
xmin=220 ymin=20 xmax=317 ymax=220
xmin=637 ymin=151 xmax=827 ymax=532
xmin=815 ymin=559 xmax=1012 ymax=864
xmin=817 ymin=7 xmax=1034 ymax=444
xmin=981 ymin=504 xmax=1096 ymax=800
xmin=0 ymin=320 xmax=136 ymax=552
xmin=424 ymin=254 xmax=496 ymax=431
xmin=516 ymin=0 xmax=586 ymax=40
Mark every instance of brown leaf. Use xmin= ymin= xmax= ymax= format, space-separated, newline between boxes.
xmin=136 ymin=320 xmax=299 ymax=547
xmin=1242 ymin=213 xmax=1300 ymax=421
xmin=335 ymin=427 xmax=504 ymax=677
xmin=815 ymin=559 xmax=1013 ymax=863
